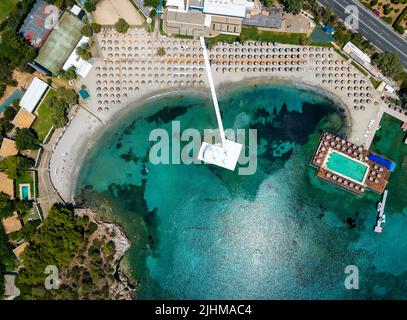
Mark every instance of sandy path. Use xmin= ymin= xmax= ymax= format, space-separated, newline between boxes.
xmin=93 ymin=0 xmax=144 ymax=26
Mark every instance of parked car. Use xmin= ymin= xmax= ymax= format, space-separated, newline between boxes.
xmin=372 ymin=9 xmax=380 ymax=17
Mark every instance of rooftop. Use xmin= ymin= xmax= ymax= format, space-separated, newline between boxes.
xmin=4 ymin=274 xmax=20 ymax=298
xmin=13 ymin=242 xmax=29 ymax=261
xmin=19 ymin=77 xmax=49 ymax=113
xmin=0 ymin=172 xmax=14 ymax=198
xmin=203 ymin=0 xmax=248 ymax=18
xmin=243 ymin=7 xmax=283 ymax=29
xmin=62 ymin=36 xmax=93 ymax=78
xmin=12 ymin=108 xmax=37 ymax=129
xmin=2 ymin=212 xmax=22 ymax=235
xmin=0 ymin=138 xmax=18 ymax=158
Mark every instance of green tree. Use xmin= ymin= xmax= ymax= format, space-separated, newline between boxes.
xmin=144 ymin=0 xmax=160 ymax=7
xmin=3 ymin=105 xmax=18 ymax=121
xmin=0 ymin=155 xmax=34 ymax=179
xmin=91 ymin=22 xmax=102 ymax=33
xmin=60 ymin=66 xmax=77 ymax=80
xmin=15 ymin=128 xmax=40 ymax=151
xmin=400 ymin=79 xmax=407 ymax=109
xmin=372 ymin=52 xmax=404 ymax=80
xmin=0 ymin=83 xmax=6 ymax=99
xmin=0 ymin=192 xmax=15 ymax=219
xmin=16 ymin=206 xmax=85 ymax=287
xmin=81 ymin=25 xmax=93 ymax=37
xmin=47 ymin=97 xmax=68 ymax=128
xmin=0 ymin=120 xmax=13 ymax=136
xmin=76 ymin=46 xmax=92 ymax=61
xmin=156 ymin=47 xmax=166 ymax=56
xmin=115 ymin=18 xmax=130 ymax=33
xmin=280 ymin=0 xmax=303 ymax=14
xmin=84 ymin=0 xmax=96 ymax=12
xmin=56 ymin=87 xmax=78 ymax=106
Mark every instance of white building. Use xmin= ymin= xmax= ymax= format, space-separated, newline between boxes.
xmin=19 ymin=77 xmax=49 ymax=113
xmin=62 ymin=36 xmax=93 ymax=78
xmin=166 ymin=0 xmax=188 ymax=11
xmin=203 ymin=0 xmax=253 ymax=18
xmin=343 ymin=42 xmax=371 ymax=64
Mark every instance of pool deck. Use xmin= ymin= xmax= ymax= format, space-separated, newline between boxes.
xmin=311 ymin=132 xmax=391 ymax=195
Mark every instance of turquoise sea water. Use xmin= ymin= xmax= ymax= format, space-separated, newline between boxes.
xmin=75 ymin=83 xmax=407 ymax=299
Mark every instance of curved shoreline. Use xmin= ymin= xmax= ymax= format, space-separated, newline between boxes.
xmin=50 ymin=77 xmax=356 ymax=204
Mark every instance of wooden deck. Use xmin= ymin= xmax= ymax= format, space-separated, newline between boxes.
xmin=311 ymin=132 xmax=391 ymax=194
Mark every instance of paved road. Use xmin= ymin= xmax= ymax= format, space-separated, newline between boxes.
xmin=318 ymin=0 xmax=407 ymax=68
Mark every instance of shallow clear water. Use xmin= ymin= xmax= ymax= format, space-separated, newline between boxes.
xmin=75 ymin=83 xmax=407 ymax=299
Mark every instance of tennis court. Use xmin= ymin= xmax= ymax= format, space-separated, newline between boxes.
xmin=35 ymin=12 xmax=84 ymax=74
xmin=324 ymin=150 xmax=368 ymax=183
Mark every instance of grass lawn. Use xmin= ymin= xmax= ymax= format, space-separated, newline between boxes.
xmin=351 ymin=61 xmax=369 ymax=77
xmin=206 ymin=27 xmax=306 ymax=48
xmin=369 ymin=77 xmax=381 ymax=89
xmin=32 ymin=89 xmax=56 ymax=142
xmin=0 ymin=0 xmax=18 ymax=23
xmin=240 ymin=27 xmax=305 ymax=44
xmin=15 ymin=170 xmax=36 ymax=200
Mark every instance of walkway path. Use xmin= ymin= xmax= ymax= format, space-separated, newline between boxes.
xmin=37 ymin=131 xmax=65 ymax=218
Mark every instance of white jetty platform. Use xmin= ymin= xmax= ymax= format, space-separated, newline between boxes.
xmin=374 ymin=189 xmax=387 ymax=233
xmin=197 ymin=36 xmax=242 ymax=171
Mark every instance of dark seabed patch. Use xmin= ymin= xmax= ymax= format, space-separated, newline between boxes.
xmin=75 ymin=83 xmax=407 ymax=299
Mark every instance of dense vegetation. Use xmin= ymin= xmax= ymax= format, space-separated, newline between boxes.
xmin=372 ymin=52 xmax=405 ymax=80
xmin=279 ymin=0 xmax=303 ymax=14
xmin=0 ymin=191 xmax=31 ymax=298
xmin=15 ymin=205 xmax=120 ymax=299
xmin=0 ymin=155 xmax=34 ymax=179
xmin=0 ymin=0 xmax=37 ymax=98
xmin=144 ymin=0 xmax=160 ymax=8
xmin=16 ymin=206 xmax=86 ymax=298
xmin=40 ymin=87 xmax=78 ymax=128
xmin=15 ymin=128 xmax=40 ymax=151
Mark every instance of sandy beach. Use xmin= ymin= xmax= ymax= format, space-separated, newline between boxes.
xmin=49 ymin=27 xmax=386 ymax=203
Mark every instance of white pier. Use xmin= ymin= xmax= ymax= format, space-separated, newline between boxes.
xmin=197 ymin=36 xmax=242 ymax=171
xmin=374 ymin=189 xmax=388 ymax=233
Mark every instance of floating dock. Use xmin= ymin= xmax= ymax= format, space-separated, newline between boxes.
xmin=311 ymin=132 xmax=393 ymax=195
xmin=374 ymin=190 xmax=388 ymax=233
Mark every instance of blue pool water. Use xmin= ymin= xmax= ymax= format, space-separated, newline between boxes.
xmin=21 ymin=185 xmax=30 ymax=200
xmin=0 ymin=90 xmax=24 ymax=113
xmin=75 ymin=83 xmax=407 ymax=299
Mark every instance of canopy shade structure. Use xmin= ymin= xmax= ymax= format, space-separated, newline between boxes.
xmin=19 ymin=77 xmax=49 ymax=113
xmin=62 ymin=36 xmax=93 ymax=78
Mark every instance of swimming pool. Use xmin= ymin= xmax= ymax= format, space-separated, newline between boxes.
xmin=324 ymin=150 xmax=368 ymax=183
xmin=0 ymin=89 xmax=24 ymax=113
xmin=19 ymin=184 xmax=31 ymax=200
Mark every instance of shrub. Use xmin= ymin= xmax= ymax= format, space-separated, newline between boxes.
xmin=15 ymin=128 xmax=40 ymax=151
xmin=91 ymin=22 xmax=101 ymax=33
xmin=81 ymin=25 xmax=93 ymax=37
xmin=115 ymin=18 xmax=129 ymax=33
xmin=156 ymin=47 xmax=166 ymax=56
